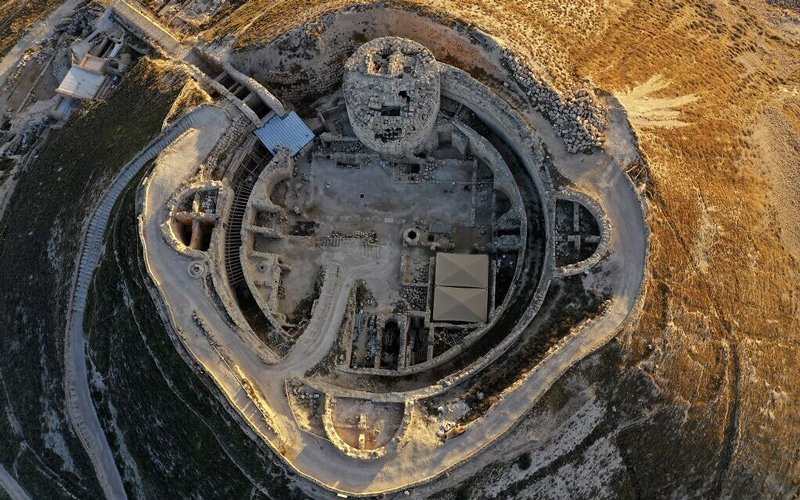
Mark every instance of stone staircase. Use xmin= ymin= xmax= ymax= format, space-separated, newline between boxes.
xmin=64 ymin=106 xmax=207 ymax=500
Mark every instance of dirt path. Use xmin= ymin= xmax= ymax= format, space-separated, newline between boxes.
xmin=111 ymin=0 xmax=188 ymax=59
xmin=0 ymin=0 xmax=85 ymax=87
xmin=0 ymin=464 xmax=31 ymax=500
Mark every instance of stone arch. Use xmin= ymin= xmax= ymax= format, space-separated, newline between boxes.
xmin=553 ymin=189 xmax=611 ymax=277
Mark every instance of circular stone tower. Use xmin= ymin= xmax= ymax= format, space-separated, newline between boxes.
xmin=343 ymin=37 xmax=441 ymax=156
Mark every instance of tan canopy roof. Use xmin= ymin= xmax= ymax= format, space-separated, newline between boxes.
xmin=433 ymin=286 xmax=488 ymax=323
xmin=56 ymin=66 xmax=105 ymax=100
xmin=435 ymin=253 xmax=489 ymax=289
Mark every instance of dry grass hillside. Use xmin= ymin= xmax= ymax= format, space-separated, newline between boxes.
xmin=0 ymin=0 xmax=63 ymax=57
xmin=204 ymin=0 xmax=800 ymax=492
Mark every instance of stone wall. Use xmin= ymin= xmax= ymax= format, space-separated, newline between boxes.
xmin=111 ymin=0 xmax=187 ymax=58
xmin=206 ymin=168 xmax=282 ymax=365
xmin=343 ymin=37 xmax=440 ymax=156
xmin=160 ymin=180 xmax=225 ymax=257
xmin=553 ymin=189 xmax=612 ymax=277
xmin=321 ymin=395 xmax=413 ymax=461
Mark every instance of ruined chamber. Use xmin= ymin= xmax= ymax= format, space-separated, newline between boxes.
xmin=208 ymin=37 xmax=555 ymax=385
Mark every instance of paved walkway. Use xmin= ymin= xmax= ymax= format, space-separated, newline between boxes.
xmin=65 ymin=109 xmax=208 ymax=500
xmin=0 ymin=464 xmax=31 ymax=500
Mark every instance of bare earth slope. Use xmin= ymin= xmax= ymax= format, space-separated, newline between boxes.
xmin=205 ymin=0 xmax=800 ymax=495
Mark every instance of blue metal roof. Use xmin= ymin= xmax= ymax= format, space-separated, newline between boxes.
xmin=254 ymin=111 xmax=315 ymax=155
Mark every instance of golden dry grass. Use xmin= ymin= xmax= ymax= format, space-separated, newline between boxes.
xmin=0 ymin=0 xmax=63 ymax=57
xmin=204 ymin=0 xmax=800 ymax=487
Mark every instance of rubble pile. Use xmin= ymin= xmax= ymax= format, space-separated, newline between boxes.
xmin=400 ymin=287 xmax=427 ymax=311
xmin=767 ymin=0 xmax=800 ymax=8
xmin=502 ymin=51 xmax=607 ymax=154
xmin=291 ymin=385 xmax=322 ymax=410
